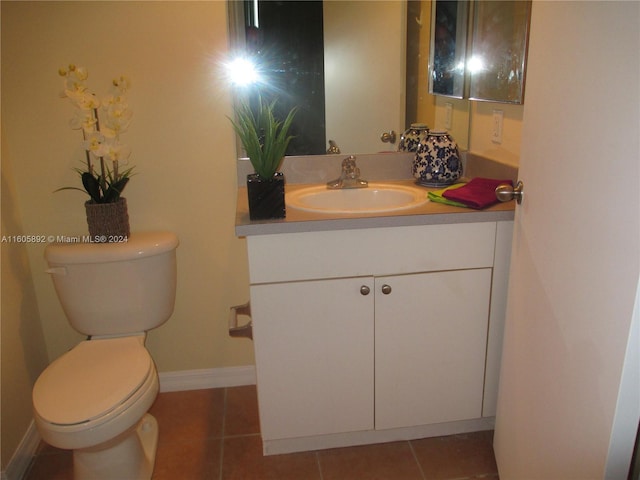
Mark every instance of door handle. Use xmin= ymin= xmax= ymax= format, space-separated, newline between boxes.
xmin=496 ymin=180 xmax=524 ymax=205
xmin=380 ymin=130 xmax=396 ymax=144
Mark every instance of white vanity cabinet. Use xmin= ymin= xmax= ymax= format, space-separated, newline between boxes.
xmin=374 ymin=268 xmax=492 ymax=430
xmin=246 ymin=221 xmax=513 ymax=455
xmin=250 ymin=276 xmax=375 ymax=440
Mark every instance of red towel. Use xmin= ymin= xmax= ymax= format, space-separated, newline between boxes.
xmin=442 ymin=177 xmax=513 ymax=209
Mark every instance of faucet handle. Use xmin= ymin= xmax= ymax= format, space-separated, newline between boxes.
xmin=342 ymin=155 xmax=357 ymax=168
xmin=341 ymin=156 xmax=358 ymax=178
xmin=327 ymin=155 xmax=367 ymax=188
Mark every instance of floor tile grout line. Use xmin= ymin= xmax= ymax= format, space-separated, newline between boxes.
xmin=218 ymin=387 xmax=228 ymax=480
xmin=223 ymin=432 xmax=262 ymax=439
xmin=408 ymin=439 xmax=427 ymax=480
xmin=315 ymin=451 xmax=324 ymax=480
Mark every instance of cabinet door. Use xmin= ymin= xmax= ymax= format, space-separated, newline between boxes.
xmin=375 ymin=268 xmax=492 ymax=430
xmin=251 ymin=277 xmax=374 ymax=440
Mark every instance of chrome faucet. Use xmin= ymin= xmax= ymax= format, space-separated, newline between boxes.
xmin=327 ymin=155 xmax=368 ymax=189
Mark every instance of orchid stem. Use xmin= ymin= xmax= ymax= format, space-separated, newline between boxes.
xmin=93 ymin=107 xmax=100 ymax=131
xmin=81 ymin=128 xmax=94 ymax=175
xmin=99 ymin=157 xmax=107 ymax=199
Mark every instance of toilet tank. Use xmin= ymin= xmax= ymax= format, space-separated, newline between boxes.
xmin=45 ymin=231 xmax=179 ymax=337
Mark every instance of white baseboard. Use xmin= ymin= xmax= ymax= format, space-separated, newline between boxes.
xmin=262 ymin=417 xmax=496 ymax=456
xmin=2 ymin=366 xmax=256 ymax=480
xmin=3 ymin=420 xmax=39 ymax=480
xmin=158 ymin=365 xmax=256 ymax=392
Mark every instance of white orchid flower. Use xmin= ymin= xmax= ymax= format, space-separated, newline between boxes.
xmin=57 ymin=64 xmax=134 ymax=203
xmin=102 ymin=103 xmax=133 ymax=135
xmin=60 ymin=64 xmax=89 ymax=96
xmin=69 ymin=110 xmax=97 ymax=132
xmin=73 ymin=66 xmax=89 ymax=81
xmin=66 ymin=90 xmax=101 ymax=110
xmin=83 ymin=131 xmax=107 ymax=157
xmin=103 ymin=141 xmax=132 ymax=162
xmin=111 ymin=75 xmax=131 ymax=94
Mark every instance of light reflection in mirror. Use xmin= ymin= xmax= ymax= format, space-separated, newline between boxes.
xmin=225 ymin=57 xmax=260 ymax=86
xmin=227 ymin=0 xmax=471 ymax=156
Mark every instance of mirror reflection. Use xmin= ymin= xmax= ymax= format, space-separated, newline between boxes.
xmin=429 ymin=0 xmax=531 ymax=104
xmin=428 ymin=1 xmax=468 ymax=98
xmin=468 ymin=1 xmax=531 ymax=103
xmin=230 ymin=1 xmax=326 ymax=155
xmin=227 ymin=0 xmax=470 ymax=156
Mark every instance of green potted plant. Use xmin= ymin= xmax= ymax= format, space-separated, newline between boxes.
xmin=230 ymin=96 xmax=296 ymax=220
xmin=56 ymin=64 xmax=135 ymax=241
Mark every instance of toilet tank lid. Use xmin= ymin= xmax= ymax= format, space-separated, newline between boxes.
xmin=45 ymin=231 xmax=179 ymax=264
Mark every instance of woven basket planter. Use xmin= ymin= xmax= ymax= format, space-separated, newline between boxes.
xmin=85 ymin=197 xmax=130 ymax=242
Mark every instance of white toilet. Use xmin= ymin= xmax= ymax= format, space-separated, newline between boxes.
xmin=32 ymin=231 xmax=179 ymax=480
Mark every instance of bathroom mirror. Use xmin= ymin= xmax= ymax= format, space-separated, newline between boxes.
xmin=429 ymin=0 xmax=531 ymax=104
xmin=468 ymin=0 xmax=531 ymax=103
xmin=428 ymin=0 xmax=469 ymax=98
xmin=227 ymin=0 xmax=471 ymax=155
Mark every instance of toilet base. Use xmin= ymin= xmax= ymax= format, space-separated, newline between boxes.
xmin=73 ymin=413 xmax=159 ymax=480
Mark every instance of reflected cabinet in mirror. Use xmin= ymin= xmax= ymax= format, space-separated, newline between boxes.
xmin=429 ymin=0 xmax=531 ymax=104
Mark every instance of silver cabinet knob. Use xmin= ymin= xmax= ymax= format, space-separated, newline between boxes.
xmin=381 ymin=284 xmax=392 ymax=295
xmin=496 ymin=180 xmax=524 ymax=204
xmin=360 ymin=285 xmax=371 ymax=296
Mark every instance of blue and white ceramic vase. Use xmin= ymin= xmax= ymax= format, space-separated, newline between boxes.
xmin=398 ymin=123 xmax=429 ymax=152
xmin=413 ymin=130 xmax=462 ymax=187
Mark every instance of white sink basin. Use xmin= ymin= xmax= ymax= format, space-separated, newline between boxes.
xmin=287 ymin=183 xmax=428 ymax=214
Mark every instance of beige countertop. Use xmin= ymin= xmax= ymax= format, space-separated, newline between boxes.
xmin=235 ymin=179 xmax=515 ymax=237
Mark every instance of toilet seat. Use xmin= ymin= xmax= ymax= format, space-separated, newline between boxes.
xmin=33 ymin=336 xmax=153 ymax=426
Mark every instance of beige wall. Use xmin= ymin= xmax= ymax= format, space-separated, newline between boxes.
xmin=434 ymin=97 xmax=524 ymax=166
xmin=434 ymin=96 xmax=471 ymax=151
xmin=2 ymin=0 xmax=254 ymax=465
xmin=1 ymin=129 xmax=50 ymax=470
xmin=469 ymin=101 xmax=523 ymax=167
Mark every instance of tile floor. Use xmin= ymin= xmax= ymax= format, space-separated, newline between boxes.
xmin=25 ymin=386 xmax=499 ymax=479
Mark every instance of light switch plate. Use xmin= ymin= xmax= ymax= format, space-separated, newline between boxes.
xmin=445 ymin=102 xmax=453 ymax=129
xmin=492 ymin=110 xmax=503 ymax=144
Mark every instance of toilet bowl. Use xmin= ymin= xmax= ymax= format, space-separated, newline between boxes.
xmin=33 ymin=335 xmax=160 ymax=479
xmin=33 ymin=232 xmax=178 ymax=480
